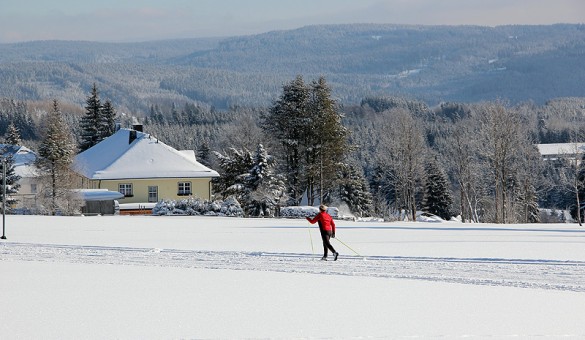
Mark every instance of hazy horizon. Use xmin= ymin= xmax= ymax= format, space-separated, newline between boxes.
xmin=1 ymin=0 xmax=584 ymax=44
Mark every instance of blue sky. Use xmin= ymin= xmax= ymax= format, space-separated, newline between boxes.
xmin=1 ymin=0 xmax=584 ymax=43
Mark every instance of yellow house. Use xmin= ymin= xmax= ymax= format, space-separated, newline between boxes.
xmin=73 ymin=127 xmax=219 ymax=210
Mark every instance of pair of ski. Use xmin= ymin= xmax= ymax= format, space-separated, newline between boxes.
xmin=320 ymin=252 xmax=339 ymax=261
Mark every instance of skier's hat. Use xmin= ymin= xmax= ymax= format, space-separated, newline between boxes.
xmin=319 ymin=205 xmax=328 ymax=211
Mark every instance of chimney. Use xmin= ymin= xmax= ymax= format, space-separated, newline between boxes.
xmin=132 ymin=124 xmax=143 ymax=132
xmin=129 ymin=130 xmax=137 ymax=144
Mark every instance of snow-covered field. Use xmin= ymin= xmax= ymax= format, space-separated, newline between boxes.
xmin=1 ymin=215 xmax=584 ymax=339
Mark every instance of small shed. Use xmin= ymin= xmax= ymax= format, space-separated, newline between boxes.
xmin=76 ymin=189 xmax=124 ymax=215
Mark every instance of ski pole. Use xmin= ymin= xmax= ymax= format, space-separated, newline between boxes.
xmin=333 ymin=236 xmax=361 ymax=257
xmin=307 ymin=221 xmax=315 ymax=254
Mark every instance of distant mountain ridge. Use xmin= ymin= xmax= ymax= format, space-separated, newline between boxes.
xmin=0 ymin=23 xmax=584 ymax=112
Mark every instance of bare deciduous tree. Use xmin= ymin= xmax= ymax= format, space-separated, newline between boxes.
xmin=437 ymin=121 xmax=484 ymax=222
xmin=475 ymin=102 xmax=537 ymax=223
xmin=379 ymin=108 xmax=427 ymax=221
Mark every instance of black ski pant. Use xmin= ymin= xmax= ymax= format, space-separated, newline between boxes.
xmin=320 ymin=229 xmax=337 ymax=258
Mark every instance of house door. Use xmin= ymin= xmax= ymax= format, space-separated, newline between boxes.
xmin=148 ymin=186 xmax=158 ymax=202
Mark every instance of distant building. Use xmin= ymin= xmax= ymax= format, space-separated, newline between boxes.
xmin=536 ymin=143 xmax=585 ymax=165
xmin=73 ymin=127 xmax=220 ymax=214
xmin=0 ymin=144 xmax=41 ymax=211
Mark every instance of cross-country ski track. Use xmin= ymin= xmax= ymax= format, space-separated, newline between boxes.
xmin=2 ymin=242 xmax=584 ymax=292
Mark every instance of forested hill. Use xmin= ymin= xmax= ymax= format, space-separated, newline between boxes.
xmin=1 ymin=24 xmax=584 ymax=112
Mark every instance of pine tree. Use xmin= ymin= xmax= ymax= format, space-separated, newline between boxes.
xmin=243 ymin=144 xmax=287 ymax=217
xmin=423 ymin=158 xmax=454 ymax=220
xmin=262 ymin=75 xmax=350 ymax=206
xmin=5 ymin=123 xmax=22 ymax=145
xmin=36 ymin=100 xmax=77 ymax=215
xmin=79 ymin=83 xmax=102 ymax=152
xmin=337 ymin=162 xmax=373 ymax=217
xmin=0 ymin=147 xmax=21 ymax=210
xmin=197 ymin=140 xmax=211 ymax=167
xmin=263 ymin=75 xmax=310 ymax=205
xmin=308 ymin=77 xmax=350 ymax=204
xmin=212 ymin=148 xmax=254 ymax=201
xmin=100 ymin=99 xmax=117 ymax=139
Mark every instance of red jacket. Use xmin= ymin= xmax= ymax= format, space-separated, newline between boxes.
xmin=306 ymin=211 xmax=336 ymax=233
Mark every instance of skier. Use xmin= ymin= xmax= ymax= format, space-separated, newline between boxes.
xmin=306 ymin=205 xmax=339 ymax=261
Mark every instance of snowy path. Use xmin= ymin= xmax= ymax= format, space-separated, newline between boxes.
xmin=2 ymin=242 xmax=584 ymax=292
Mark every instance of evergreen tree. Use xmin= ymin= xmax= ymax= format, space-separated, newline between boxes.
xmin=337 ymin=162 xmax=373 ymax=217
xmin=0 ymin=147 xmax=21 ymax=210
xmin=0 ymin=100 xmax=36 ymax=141
xmin=307 ymin=77 xmax=350 ymax=204
xmin=100 ymin=99 xmax=117 ymax=139
xmin=422 ymin=157 xmax=454 ymax=220
xmin=263 ymin=75 xmax=310 ymax=205
xmin=36 ymin=100 xmax=77 ymax=215
xmin=243 ymin=144 xmax=287 ymax=217
xmin=79 ymin=83 xmax=103 ymax=152
xmin=197 ymin=140 xmax=211 ymax=167
xmin=5 ymin=122 xmax=21 ymax=145
xmin=212 ymin=148 xmax=254 ymax=201
xmin=263 ymin=75 xmax=350 ymax=206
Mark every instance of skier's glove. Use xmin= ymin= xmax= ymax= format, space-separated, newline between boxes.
xmin=331 ymin=233 xmax=335 ymax=238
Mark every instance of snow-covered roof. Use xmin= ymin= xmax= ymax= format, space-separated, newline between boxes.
xmin=536 ymin=143 xmax=585 ymax=156
xmin=73 ymin=189 xmax=124 ymax=201
xmin=74 ymin=128 xmax=219 ymax=180
xmin=0 ymin=144 xmax=39 ymax=178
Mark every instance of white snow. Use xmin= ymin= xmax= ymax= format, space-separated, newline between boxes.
xmin=73 ymin=189 xmax=124 ymax=201
xmin=1 ymin=215 xmax=584 ymax=339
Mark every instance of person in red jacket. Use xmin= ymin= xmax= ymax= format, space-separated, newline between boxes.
xmin=306 ymin=205 xmax=339 ymax=261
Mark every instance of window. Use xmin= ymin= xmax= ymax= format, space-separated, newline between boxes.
xmin=119 ymin=183 xmax=133 ymax=197
xmin=178 ymin=182 xmax=192 ymax=196
xmin=30 ymin=184 xmax=37 ymax=194
xmin=148 ymin=186 xmax=158 ymax=203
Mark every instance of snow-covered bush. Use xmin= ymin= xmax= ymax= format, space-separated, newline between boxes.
xmin=220 ymin=196 xmax=242 ymax=216
xmin=279 ymin=206 xmax=320 ymax=218
xmin=279 ymin=206 xmax=350 ymax=219
xmin=152 ymin=197 xmax=243 ymax=217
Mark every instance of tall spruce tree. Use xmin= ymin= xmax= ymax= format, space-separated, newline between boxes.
xmin=263 ymin=75 xmax=349 ymax=206
xmin=422 ymin=157 xmax=454 ymax=220
xmin=100 ymin=99 xmax=117 ymax=139
xmin=308 ymin=77 xmax=350 ymax=204
xmin=78 ymin=84 xmax=116 ymax=152
xmin=79 ymin=83 xmax=102 ymax=151
xmin=37 ymin=100 xmax=76 ymax=215
xmin=263 ymin=75 xmax=310 ymax=205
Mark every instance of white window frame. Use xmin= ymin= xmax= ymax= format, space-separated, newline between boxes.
xmin=178 ymin=182 xmax=192 ymax=196
xmin=148 ymin=186 xmax=158 ymax=203
xmin=119 ymin=183 xmax=133 ymax=197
